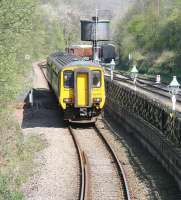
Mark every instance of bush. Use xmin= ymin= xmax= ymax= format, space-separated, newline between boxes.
xmin=114 ymin=0 xmax=181 ymax=79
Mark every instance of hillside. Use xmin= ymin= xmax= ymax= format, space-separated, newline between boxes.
xmin=114 ymin=0 xmax=181 ymax=81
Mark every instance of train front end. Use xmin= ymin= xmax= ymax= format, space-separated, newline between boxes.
xmin=60 ymin=62 xmax=105 ymax=122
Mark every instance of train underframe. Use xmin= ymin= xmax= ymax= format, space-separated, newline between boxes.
xmin=63 ymin=106 xmax=102 ymax=123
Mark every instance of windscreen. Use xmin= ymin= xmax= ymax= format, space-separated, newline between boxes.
xmin=64 ymin=71 xmax=74 ymax=88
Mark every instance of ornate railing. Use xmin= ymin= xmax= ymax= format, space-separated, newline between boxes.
xmin=105 ymin=79 xmax=181 ymax=147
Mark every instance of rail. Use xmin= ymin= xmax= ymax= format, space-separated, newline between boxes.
xmin=105 ymin=70 xmax=181 ymax=103
xmin=94 ymin=124 xmax=131 ymax=200
xmin=68 ymin=126 xmax=89 ymax=200
xmin=114 ymin=70 xmax=181 ymax=98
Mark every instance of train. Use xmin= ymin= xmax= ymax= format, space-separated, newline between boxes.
xmin=46 ymin=52 xmax=105 ymax=122
xmin=66 ymin=44 xmax=92 ymax=59
xmin=100 ymin=44 xmax=117 ymax=63
xmin=66 ymin=44 xmax=116 ymax=63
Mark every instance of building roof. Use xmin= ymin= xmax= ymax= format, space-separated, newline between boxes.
xmin=69 ymin=44 xmax=92 ymax=49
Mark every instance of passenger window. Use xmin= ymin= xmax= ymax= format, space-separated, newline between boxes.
xmin=92 ymin=70 xmax=101 ymax=87
xmin=64 ymin=71 xmax=74 ymax=88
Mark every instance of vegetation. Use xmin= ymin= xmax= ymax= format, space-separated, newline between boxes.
xmin=0 ymin=0 xmax=66 ymax=105
xmin=114 ymin=0 xmax=181 ymax=81
xmin=0 ymin=0 xmax=66 ymax=199
xmin=0 ymin=110 xmax=45 ymax=200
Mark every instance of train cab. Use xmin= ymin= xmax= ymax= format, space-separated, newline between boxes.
xmin=47 ymin=52 xmax=105 ymax=122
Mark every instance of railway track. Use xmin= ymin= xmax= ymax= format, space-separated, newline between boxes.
xmin=115 ymin=70 xmax=181 ymax=99
xmin=105 ymin=69 xmax=181 ymax=103
xmin=36 ymin=62 xmax=131 ymax=199
xmin=36 ymin=62 xmax=130 ymax=199
xmin=68 ymin=126 xmax=88 ymax=200
xmin=68 ymin=123 xmax=131 ymax=200
xmin=94 ymin=124 xmax=131 ymax=200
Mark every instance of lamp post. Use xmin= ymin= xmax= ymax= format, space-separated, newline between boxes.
xmin=155 ymin=75 xmax=161 ymax=84
xmin=29 ymin=89 xmax=33 ymax=107
xmin=94 ymin=53 xmax=99 ymax=64
xmin=128 ymin=53 xmax=132 ymax=68
xmin=128 ymin=53 xmax=132 ymax=62
xmin=110 ymin=59 xmax=115 ymax=81
xmin=168 ymin=76 xmax=180 ymax=111
xmin=131 ymin=65 xmax=138 ymax=91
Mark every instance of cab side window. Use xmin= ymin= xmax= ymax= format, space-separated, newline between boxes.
xmin=92 ymin=70 xmax=101 ymax=87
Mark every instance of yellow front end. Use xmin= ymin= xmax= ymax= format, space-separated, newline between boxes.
xmin=58 ymin=66 xmax=105 ymax=112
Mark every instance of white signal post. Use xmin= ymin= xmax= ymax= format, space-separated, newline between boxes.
xmin=131 ymin=65 xmax=138 ymax=91
xmin=168 ymin=76 xmax=180 ymax=111
xmin=25 ymin=54 xmax=31 ymax=60
xmin=29 ymin=89 xmax=33 ymax=107
xmin=156 ymin=75 xmax=161 ymax=84
xmin=94 ymin=53 xmax=99 ymax=64
xmin=110 ymin=59 xmax=115 ymax=81
xmin=128 ymin=53 xmax=132 ymax=62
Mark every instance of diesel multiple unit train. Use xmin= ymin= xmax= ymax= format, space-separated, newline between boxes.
xmin=46 ymin=52 xmax=105 ymax=122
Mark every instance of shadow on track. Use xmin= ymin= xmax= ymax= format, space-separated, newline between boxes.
xmin=104 ymin=110 xmax=181 ymax=200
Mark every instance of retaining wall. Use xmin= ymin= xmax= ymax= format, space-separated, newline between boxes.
xmin=105 ymin=78 xmax=181 ymax=189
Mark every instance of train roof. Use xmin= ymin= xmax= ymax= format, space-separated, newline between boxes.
xmin=48 ymin=52 xmax=101 ymax=72
xmin=48 ymin=52 xmax=78 ymax=66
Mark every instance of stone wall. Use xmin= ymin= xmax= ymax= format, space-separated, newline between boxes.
xmin=105 ymin=78 xmax=181 ymax=147
xmin=105 ymin=78 xmax=181 ymax=189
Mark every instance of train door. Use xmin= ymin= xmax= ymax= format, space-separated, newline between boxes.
xmin=76 ymin=72 xmax=89 ymax=107
xmin=77 ymin=72 xmax=89 ymax=107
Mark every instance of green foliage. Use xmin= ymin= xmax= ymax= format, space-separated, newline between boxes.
xmin=0 ymin=1 xmax=65 ymax=199
xmin=0 ymin=0 xmax=66 ymax=106
xmin=0 ymin=109 xmax=45 ymax=200
xmin=0 ymin=176 xmax=23 ymax=200
xmin=114 ymin=0 xmax=181 ymax=80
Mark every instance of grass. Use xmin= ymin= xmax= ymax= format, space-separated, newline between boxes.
xmin=0 ymin=107 xmax=45 ymax=200
xmin=0 ymin=61 xmax=46 ymax=200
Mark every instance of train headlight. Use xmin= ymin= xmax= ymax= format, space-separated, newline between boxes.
xmin=93 ymin=98 xmax=102 ymax=103
xmin=63 ymin=98 xmax=73 ymax=103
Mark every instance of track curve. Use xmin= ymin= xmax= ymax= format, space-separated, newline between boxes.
xmin=94 ymin=124 xmax=131 ymax=200
xmin=68 ymin=126 xmax=89 ymax=200
xmin=69 ymin=123 xmax=132 ymax=200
